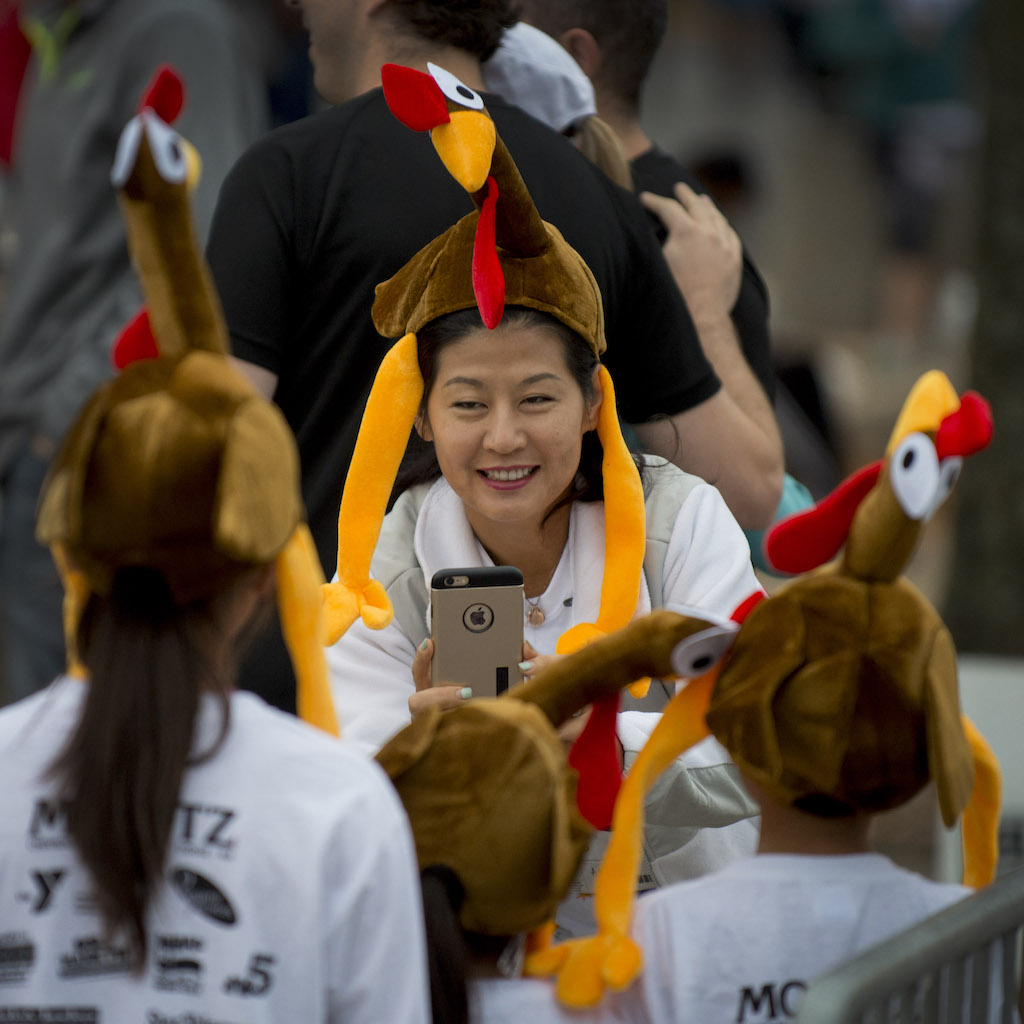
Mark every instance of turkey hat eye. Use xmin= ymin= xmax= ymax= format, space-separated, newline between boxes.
xmin=111 ymin=116 xmax=144 ymax=188
xmin=143 ymin=113 xmax=187 ymax=184
xmin=670 ymin=625 xmax=737 ymax=680
xmin=890 ymin=432 xmax=940 ymax=520
xmin=427 ymin=62 xmax=484 ymax=110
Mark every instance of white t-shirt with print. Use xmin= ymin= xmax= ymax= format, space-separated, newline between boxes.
xmin=615 ymin=852 xmax=970 ymax=1024
xmin=0 ymin=676 xmax=429 ymax=1024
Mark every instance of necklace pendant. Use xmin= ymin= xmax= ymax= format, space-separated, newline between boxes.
xmin=527 ymin=605 xmax=545 ymax=627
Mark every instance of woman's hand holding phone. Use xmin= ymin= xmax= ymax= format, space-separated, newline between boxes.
xmin=408 ymin=638 xmax=472 ymax=719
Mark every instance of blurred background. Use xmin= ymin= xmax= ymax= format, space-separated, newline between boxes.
xmin=0 ymin=0 xmax=1020 ymax=876
xmin=641 ymin=0 xmax=1024 ymax=881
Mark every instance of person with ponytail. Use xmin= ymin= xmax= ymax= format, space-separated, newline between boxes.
xmin=0 ymin=68 xmax=428 ymax=1023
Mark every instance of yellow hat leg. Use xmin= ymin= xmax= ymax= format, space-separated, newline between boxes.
xmin=322 ymin=334 xmax=424 ymax=644
xmin=960 ymin=714 xmax=1002 ymax=888
xmin=278 ymin=524 xmax=339 ymax=737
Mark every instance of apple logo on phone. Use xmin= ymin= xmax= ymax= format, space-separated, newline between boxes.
xmin=463 ymin=603 xmax=494 ymax=633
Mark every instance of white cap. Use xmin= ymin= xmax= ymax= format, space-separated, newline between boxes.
xmin=482 ymin=22 xmax=597 ymax=134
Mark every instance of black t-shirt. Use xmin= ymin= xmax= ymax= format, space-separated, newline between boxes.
xmin=631 ymin=145 xmax=775 ymax=401
xmin=207 ymin=91 xmax=718 ymax=709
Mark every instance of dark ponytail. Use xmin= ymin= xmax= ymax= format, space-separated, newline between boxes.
xmin=49 ymin=566 xmax=236 ymax=962
xmin=420 ymin=865 xmax=470 ymax=1024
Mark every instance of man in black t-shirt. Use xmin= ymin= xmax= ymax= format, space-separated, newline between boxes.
xmin=516 ymin=1 xmax=783 ymax=467
xmin=207 ymin=0 xmax=782 ymax=710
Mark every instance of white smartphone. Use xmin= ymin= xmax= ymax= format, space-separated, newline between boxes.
xmin=430 ymin=566 xmax=525 ymax=697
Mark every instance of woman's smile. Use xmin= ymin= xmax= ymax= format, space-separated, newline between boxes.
xmin=478 ymin=465 xmax=539 ymax=488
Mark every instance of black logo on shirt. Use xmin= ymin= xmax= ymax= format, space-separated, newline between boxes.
xmin=153 ymin=935 xmax=204 ymax=995
xmin=18 ymin=869 xmax=66 ymax=912
xmin=736 ymin=980 xmax=808 ymax=1021
xmin=173 ymin=805 xmax=237 ymax=858
xmin=0 ymin=1010 xmax=98 ymax=1024
xmin=223 ymin=953 xmax=275 ymax=997
xmin=0 ymin=932 xmax=35 ymax=986
xmin=27 ymin=799 xmax=70 ymax=849
xmin=57 ymin=936 xmax=136 ymax=979
xmin=170 ymin=868 xmax=237 ymax=926
xmin=145 ymin=1012 xmax=236 ymax=1024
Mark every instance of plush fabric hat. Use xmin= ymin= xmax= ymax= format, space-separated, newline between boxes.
xmin=376 ymin=608 xmax=715 ymax=937
xmin=528 ymin=371 xmax=1001 ymax=1008
xmin=323 ymin=62 xmax=650 ymax=826
xmin=35 ymin=67 xmax=337 ymax=736
xmin=717 ymin=368 xmax=998 ymax=859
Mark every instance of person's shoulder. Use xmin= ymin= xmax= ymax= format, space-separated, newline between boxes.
xmin=0 ymin=677 xmax=81 ymax=743
xmin=630 ymin=144 xmax=704 ymax=198
xmin=247 ymin=97 xmax=372 ymax=156
xmin=372 ymin=480 xmax=434 ymax=585
xmin=868 ymin=856 xmax=972 ymax=906
xmin=642 ymin=457 xmax=716 ymax=526
xmin=226 ymin=691 xmax=390 ymax=791
xmin=643 ymin=858 xmax=750 ymax=909
xmin=488 ymin=96 xmax=639 ymax=207
xmin=643 ymin=456 xmax=709 ymax=493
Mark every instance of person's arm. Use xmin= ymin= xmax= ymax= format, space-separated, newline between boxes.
xmin=632 ymin=185 xmax=784 ymax=529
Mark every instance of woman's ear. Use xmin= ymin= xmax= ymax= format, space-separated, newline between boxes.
xmin=415 ymin=408 xmax=433 ymax=442
xmin=584 ymin=366 xmax=603 ymax=432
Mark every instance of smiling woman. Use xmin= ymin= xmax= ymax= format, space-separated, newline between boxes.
xmin=324 ymin=66 xmax=766 ymax=1007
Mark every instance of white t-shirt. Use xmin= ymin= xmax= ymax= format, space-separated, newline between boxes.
xmin=470 ymin=975 xmax=617 ymax=1024
xmin=614 ymin=853 xmax=970 ymax=1024
xmin=0 ymin=677 xmax=429 ymax=1024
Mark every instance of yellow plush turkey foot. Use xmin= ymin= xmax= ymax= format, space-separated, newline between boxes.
xmin=527 ymin=930 xmax=642 ymax=1008
xmin=321 ymin=578 xmax=393 ymax=644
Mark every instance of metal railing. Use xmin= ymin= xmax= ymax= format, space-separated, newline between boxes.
xmin=796 ymin=867 xmax=1024 ymax=1023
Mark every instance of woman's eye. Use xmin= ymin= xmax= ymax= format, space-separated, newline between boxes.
xmin=523 ymin=395 xmax=553 ymax=406
xmin=453 ymin=401 xmax=484 ymax=411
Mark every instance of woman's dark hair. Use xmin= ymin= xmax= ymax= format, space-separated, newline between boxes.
xmin=48 ymin=565 xmax=246 ymax=963
xmin=393 ymin=306 xmax=645 ymax=518
xmin=420 ymin=865 xmax=470 ymax=1024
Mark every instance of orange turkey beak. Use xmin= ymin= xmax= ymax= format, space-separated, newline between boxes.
xmin=430 ymin=110 xmax=495 ymax=193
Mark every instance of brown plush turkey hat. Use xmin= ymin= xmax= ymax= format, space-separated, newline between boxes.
xmin=376 ymin=609 xmax=713 ymax=936
xmin=35 ymin=66 xmax=337 ymax=735
xmin=708 ymin=371 xmax=996 ymax=826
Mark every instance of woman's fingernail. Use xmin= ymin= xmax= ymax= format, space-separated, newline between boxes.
xmin=459 ymin=687 xmax=473 ymax=700
xmin=420 ymin=638 xmax=429 ymax=651
xmin=518 ymin=661 xmax=533 ymax=673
